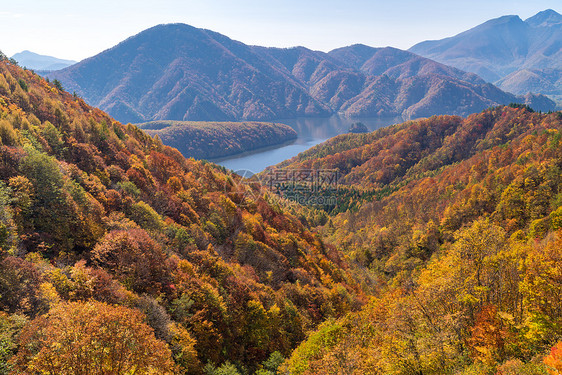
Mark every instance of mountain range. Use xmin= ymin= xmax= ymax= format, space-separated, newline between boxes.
xmin=410 ymin=9 xmax=562 ymax=101
xmin=47 ymin=24 xmax=554 ymax=124
xmin=11 ymin=50 xmax=76 ymax=71
xmin=3 ymin=36 xmax=562 ymax=375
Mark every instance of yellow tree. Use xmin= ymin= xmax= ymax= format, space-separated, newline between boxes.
xmin=11 ymin=301 xmax=177 ymax=375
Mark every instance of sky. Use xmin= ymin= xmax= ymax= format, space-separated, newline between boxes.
xmin=0 ymin=0 xmax=560 ymax=61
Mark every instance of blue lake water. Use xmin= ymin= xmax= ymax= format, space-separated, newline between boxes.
xmin=212 ymin=116 xmax=402 ymax=173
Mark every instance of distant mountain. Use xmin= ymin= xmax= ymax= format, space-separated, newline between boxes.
xmin=409 ymin=9 xmax=562 ymax=100
xmin=137 ymin=120 xmax=297 ymax=159
xmin=48 ymin=24 xmax=555 ymax=124
xmin=11 ymin=50 xmax=76 ymax=71
xmin=48 ymin=24 xmax=332 ymax=123
xmin=328 ymin=44 xmax=483 ymax=84
xmin=321 ymin=45 xmax=553 ymax=118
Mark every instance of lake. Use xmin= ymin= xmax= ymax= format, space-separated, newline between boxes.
xmin=212 ymin=116 xmax=403 ymax=174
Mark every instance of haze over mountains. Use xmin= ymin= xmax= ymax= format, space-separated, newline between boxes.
xmin=410 ymin=9 xmax=562 ymax=100
xmin=11 ymin=50 xmax=76 ymax=71
xmin=47 ymin=23 xmax=553 ymax=124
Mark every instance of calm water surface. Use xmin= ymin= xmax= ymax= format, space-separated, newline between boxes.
xmin=213 ymin=116 xmax=402 ymax=173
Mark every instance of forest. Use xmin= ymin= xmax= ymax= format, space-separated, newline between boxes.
xmin=2 ymin=51 xmax=562 ymax=375
xmin=138 ymin=120 xmax=297 ymax=160
xmin=275 ymin=105 xmax=562 ymax=374
xmin=0 ymin=57 xmax=362 ymax=374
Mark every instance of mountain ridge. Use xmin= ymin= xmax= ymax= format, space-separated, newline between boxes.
xmin=47 ymin=23 xmax=554 ymax=124
xmin=409 ymin=9 xmax=562 ymax=100
xmin=11 ymin=50 xmax=76 ymax=71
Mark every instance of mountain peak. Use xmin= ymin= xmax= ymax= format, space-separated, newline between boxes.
xmin=130 ymin=22 xmax=203 ymax=39
xmin=344 ymin=43 xmax=376 ymax=51
xmin=525 ymin=9 xmax=562 ymax=27
xmin=11 ymin=50 xmax=76 ymax=71
xmin=482 ymin=14 xmax=524 ymax=27
xmin=48 ymin=22 xmax=553 ymax=124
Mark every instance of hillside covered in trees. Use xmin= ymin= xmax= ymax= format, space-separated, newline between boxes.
xmin=4 ymin=43 xmax=562 ymax=374
xmin=137 ymin=120 xmax=297 ymax=159
xmin=273 ymin=105 xmax=562 ymax=374
xmin=0 ymin=56 xmax=366 ymax=374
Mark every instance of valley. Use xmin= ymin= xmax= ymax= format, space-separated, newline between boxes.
xmin=1 ymin=48 xmax=562 ymax=374
xmin=1 ymin=4 xmax=562 ymax=375
xmin=214 ymin=115 xmax=401 ymax=173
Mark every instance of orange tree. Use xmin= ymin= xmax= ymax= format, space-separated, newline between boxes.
xmin=11 ymin=300 xmax=177 ymax=374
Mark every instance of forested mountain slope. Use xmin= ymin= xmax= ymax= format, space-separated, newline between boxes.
xmin=0 ymin=56 xmax=364 ymax=374
xmin=4 ymin=43 xmax=562 ymax=374
xmin=47 ymin=24 xmax=554 ymax=124
xmin=273 ymin=106 xmax=562 ymax=374
xmin=137 ymin=120 xmax=297 ymax=159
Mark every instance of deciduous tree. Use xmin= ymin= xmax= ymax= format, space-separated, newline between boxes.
xmin=11 ymin=301 xmax=177 ymax=375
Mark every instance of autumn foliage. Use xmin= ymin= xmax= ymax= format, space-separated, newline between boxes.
xmin=279 ymin=106 xmax=562 ymax=374
xmin=2 ymin=52 xmax=562 ymax=374
xmin=0 ymin=57 xmax=361 ymax=373
xmin=545 ymin=342 xmax=562 ymax=374
xmin=11 ymin=301 xmax=177 ymax=375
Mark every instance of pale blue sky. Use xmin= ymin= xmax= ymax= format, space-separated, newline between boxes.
xmin=1 ymin=0 xmax=560 ymax=61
